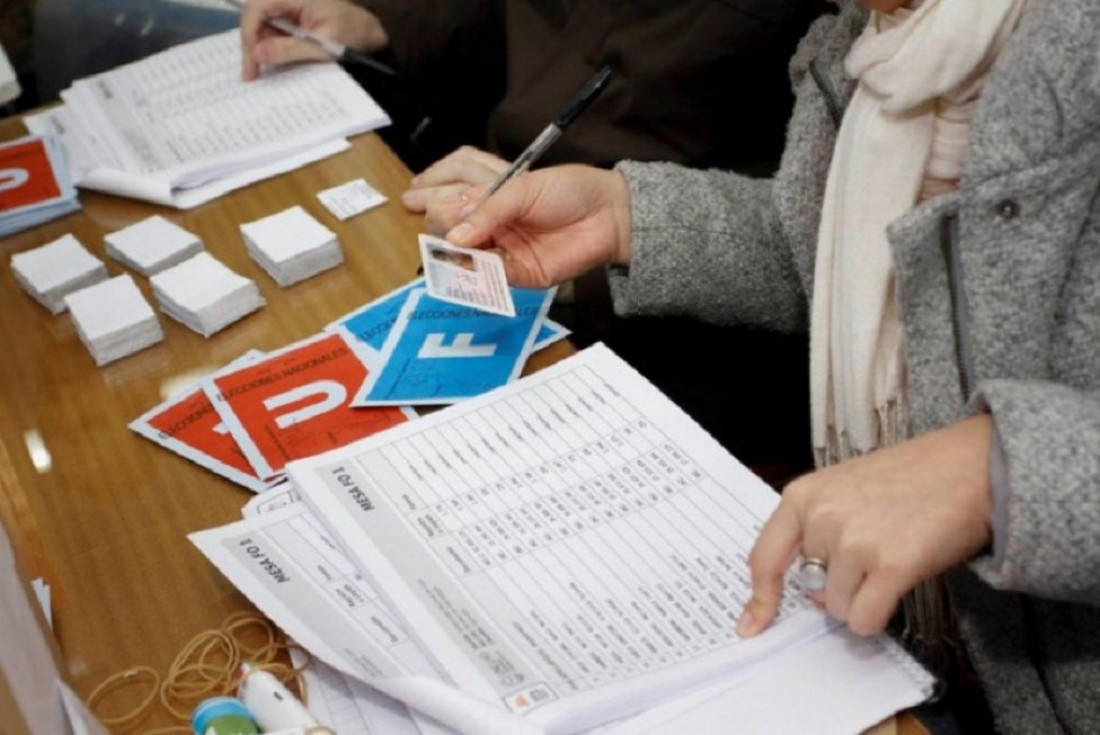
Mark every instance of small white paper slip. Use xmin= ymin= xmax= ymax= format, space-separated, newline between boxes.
xmin=418 ymin=233 xmax=516 ymax=317
xmin=104 ymin=214 xmax=204 ymax=276
xmin=317 ymin=178 xmax=387 ymax=221
xmin=240 ymin=205 xmax=336 ymax=262
xmin=10 ymin=234 xmax=108 ymax=314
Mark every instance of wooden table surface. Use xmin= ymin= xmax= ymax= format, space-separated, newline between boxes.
xmin=0 ymin=115 xmax=572 ymax=729
xmin=0 ymin=113 xmax=922 ymax=735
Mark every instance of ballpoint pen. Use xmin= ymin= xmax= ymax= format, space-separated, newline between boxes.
xmin=476 ymin=64 xmax=614 ymax=205
xmin=225 ymin=0 xmax=397 ymax=77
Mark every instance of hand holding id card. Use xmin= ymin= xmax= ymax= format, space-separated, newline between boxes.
xmin=419 ymin=234 xmax=516 ymax=317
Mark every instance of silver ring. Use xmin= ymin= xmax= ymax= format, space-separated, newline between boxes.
xmin=798 ymin=556 xmax=828 ymax=592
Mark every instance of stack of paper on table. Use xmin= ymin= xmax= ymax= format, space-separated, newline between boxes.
xmin=150 ymin=252 xmax=265 ymax=337
xmin=240 ymin=206 xmax=343 ymax=287
xmin=0 ymin=134 xmax=81 ymax=238
xmin=11 ymin=234 xmax=107 ymax=314
xmin=22 ymin=29 xmax=390 ymax=209
xmin=65 ymin=274 xmax=164 ymax=365
xmin=104 ymin=215 xmax=204 ymax=275
xmin=191 ymin=344 xmax=934 ymax=735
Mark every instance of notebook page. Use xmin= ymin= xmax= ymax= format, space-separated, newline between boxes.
xmin=289 ymin=343 xmax=833 ymax=734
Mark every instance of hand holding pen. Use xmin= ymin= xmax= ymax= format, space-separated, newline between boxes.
xmin=473 ymin=64 xmax=613 ymax=207
xmin=235 ymin=0 xmax=396 ymax=81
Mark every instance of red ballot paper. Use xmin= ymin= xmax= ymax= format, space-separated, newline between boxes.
xmin=0 ymin=137 xmax=63 ymax=211
xmin=141 ymin=386 xmax=268 ymax=491
xmin=207 ymin=333 xmax=413 ymax=479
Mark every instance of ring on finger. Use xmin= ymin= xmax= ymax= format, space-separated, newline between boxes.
xmin=798 ymin=556 xmax=828 ymax=592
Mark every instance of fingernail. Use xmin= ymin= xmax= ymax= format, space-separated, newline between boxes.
xmin=458 ymin=201 xmax=477 ymax=219
xmin=448 ymin=223 xmax=473 ymax=242
xmin=401 ymin=190 xmax=417 ymax=207
xmin=410 ymin=175 xmax=420 ymax=187
xmin=735 ymin=608 xmax=756 ymax=637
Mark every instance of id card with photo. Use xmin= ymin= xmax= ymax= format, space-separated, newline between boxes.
xmin=419 ymin=234 xmax=516 ymax=317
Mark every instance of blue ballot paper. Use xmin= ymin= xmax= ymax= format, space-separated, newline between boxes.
xmin=351 ymin=286 xmax=556 ymax=405
xmin=330 ymin=278 xmax=569 ymax=360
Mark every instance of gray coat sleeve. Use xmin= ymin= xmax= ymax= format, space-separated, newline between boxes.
xmin=970 ymin=177 xmax=1100 ymax=605
xmin=971 ymin=382 xmax=1100 ymax=605
xmin=606 ymin=162 xmax=805 ymax=332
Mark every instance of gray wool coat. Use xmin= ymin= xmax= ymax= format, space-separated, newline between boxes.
xmin=608 ymin=1 xmax=1100 ymax=732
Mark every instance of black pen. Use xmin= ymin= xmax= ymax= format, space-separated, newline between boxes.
xmin=476 ymin=64 xmax=613 ymax=204
xmin=226 ymin=0 xmax=397 ymax=77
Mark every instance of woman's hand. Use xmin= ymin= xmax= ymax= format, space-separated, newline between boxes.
xmin=737 ymin=415 xmax=995 ymax=638
xmin=240 ymin=0 xmax=387 ymax=80
xmin=441 ymin=164 xmax=633 ymax=289
xmin=403 ymin=147 xmax=509 ymax=218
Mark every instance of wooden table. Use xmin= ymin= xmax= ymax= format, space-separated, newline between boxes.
xmin=0 ymin=114 xmax=923 ymax=735
xmin=0 ymin=116 xmax=572 ymax=729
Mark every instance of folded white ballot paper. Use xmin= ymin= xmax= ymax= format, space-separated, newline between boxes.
xmin=104 ymin=215 xmax=204 ymax=276
xmin=240 ymin=205 xmax=343 ymax=287
xmin=23 ymin=30 xmax=389 ymax=209
xmin=11 ymin=234 xmax=108 ymax=315
xmin=65 ymin=274 xmax=164 ymax=366
xmin=150 ymin=252 xmax=266 ymax=337
xmin=192 ymin=344 xmax=932 ymax=735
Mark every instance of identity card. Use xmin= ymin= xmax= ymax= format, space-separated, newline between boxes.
xmin=419 ymin=234 xmax=516 ymax=317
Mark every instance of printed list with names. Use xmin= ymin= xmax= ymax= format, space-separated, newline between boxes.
xmin=332 ymin=352 xmax=811 ymax=703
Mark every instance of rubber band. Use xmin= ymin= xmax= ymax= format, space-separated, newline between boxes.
xmin=85 ymin=612 xmax=307 ymax=730
xmin=86 ymin=665 xmax=159 ymax=727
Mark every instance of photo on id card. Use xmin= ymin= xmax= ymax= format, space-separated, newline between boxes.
xmin=419 ymin=234 xmax=516 ymax=317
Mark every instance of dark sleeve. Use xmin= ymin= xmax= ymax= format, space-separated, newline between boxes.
xmin=356 ymin=0 xmax=504 ymax=78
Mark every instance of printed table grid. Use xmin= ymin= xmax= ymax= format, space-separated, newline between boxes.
xmin=355 ymin=364 xmax=809 ymax=692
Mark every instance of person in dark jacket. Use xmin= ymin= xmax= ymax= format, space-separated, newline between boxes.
xmin=240 ymin=0 xmax=824 ymax=475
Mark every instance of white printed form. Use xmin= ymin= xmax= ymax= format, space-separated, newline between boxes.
xmin=60 ymin=31 xmax=387 ymax=189
xmin=191 ymin=503 xmax=435 ymax=684
xmin=290 ymin=344 xmax=831 ymax=733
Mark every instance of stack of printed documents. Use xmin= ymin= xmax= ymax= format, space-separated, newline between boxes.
xmin=65 ymin=274 xmax=164 ymax=365
xmin=240 ymin=206 xmax=343 ymax=287
xmin=23 ymin=30 xmax=390 ymax=209
xmin=150 ymin=252 xmax=266 ymax=337
xmin=189 ymin=345 xmax=935 ymax=735
xmin=0 ymin=134 xmax=81 ymax=238
xmin=104 ymin=215 xmax=204 ymax=276
xmin=10 ymin=234 xmax=107 ymax=314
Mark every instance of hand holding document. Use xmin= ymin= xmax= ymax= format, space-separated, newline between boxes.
xmin=192 ymin=344 xmax=934 ymax=735
xmin=24 ymin=30 xmax=390 ymax=208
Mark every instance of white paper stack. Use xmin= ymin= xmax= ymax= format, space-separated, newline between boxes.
xmin=10 ymin=234 xmax=108 ymax=314
xmin=240 ymin=206 xmax=343 ymax=287
xmin=104 ymin=215 xmax=204 ymax=275
xmin=150 ymin=252 xmax=266 ymax=337
xmin=65 ymin=274 xmax=164 ymax=366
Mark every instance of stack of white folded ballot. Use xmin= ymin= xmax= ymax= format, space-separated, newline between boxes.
xmin=10 ymin=234 xmax=108 ymax=314
xmin=65 ymin=274 xmax=164 ymax=365
xmin=104 ymin=215 xmax=204 ymax=276
xmin=150 ymin=252 xmax=266 ymax=337
xmin=240 ymin=206 xmax=343 ymax=287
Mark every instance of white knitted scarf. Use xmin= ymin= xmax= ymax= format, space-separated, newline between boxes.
xmin=810 ymin=0 xmax=1031 ymax=465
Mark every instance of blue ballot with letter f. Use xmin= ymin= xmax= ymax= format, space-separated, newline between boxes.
xmin=351 ymin=286 xmax=556 ymax=405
